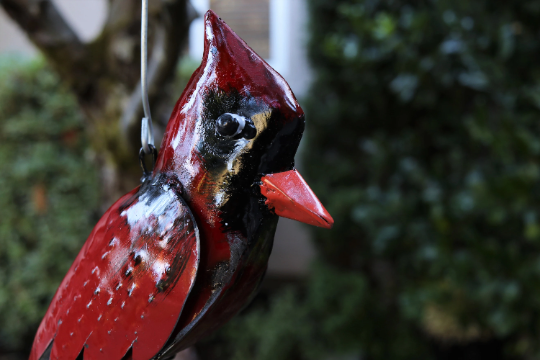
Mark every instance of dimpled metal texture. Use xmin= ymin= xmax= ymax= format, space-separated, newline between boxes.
xmin=30 ymin=10 xmax=332 ymax=360
xmin=30 ymin=176 xmax=199 ymax=360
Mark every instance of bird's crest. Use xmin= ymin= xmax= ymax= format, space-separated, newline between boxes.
xmin=155 ymin=10 xmax=303 ymax=174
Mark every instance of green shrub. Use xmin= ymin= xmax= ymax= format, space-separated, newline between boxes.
xmin=0 ymin=57 xmax=100 ymax=355
xmin=211 ymin=1 xmax=540 ymax=359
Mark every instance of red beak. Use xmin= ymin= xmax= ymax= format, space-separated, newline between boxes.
xmin=260 ymin=169 xmax=334 ymax=229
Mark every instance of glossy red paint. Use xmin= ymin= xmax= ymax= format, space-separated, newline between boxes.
xmin=30 ymin=9 xmax=333 ymax=360
xmin=30 ymin=178 xmax=199 ymax=360
xmin=151 ymin=11 xmax=309 ymax=355
xmin=261 ymin=169 xmax=334 ymax=229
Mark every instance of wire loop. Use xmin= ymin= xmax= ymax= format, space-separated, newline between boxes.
xmin=139 ymin=145 xmax=157 ymax=178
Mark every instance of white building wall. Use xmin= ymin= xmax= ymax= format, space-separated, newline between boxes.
xmin=0 ymin=9 xmax=36 ymax=56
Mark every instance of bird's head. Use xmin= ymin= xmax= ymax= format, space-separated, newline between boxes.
xmin=155 ymin=10 xmax=333 ymax=233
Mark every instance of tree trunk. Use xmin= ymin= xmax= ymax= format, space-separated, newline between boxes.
xmin=1 ymin=0 xmax=197 ymax=209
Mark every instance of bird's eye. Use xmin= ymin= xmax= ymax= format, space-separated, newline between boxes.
xmin=216 ymin=113 xmax=256 ymax=139
xmin=216 ymin=113 xmax=244 ymax=137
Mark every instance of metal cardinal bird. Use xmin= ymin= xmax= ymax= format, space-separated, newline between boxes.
xmin=30 ymin=10 xmax=333 ymax=360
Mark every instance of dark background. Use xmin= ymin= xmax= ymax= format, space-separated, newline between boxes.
xmin=2 ymin=0 xmax=540 ymax=359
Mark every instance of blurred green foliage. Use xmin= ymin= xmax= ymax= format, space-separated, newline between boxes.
xmin=209 ymin=0 xmax=540 ymax=359
xmin=3 ymin=0 xmax=540 ymax=358
xmin=0 ymin=57 xmax=100 ymax=355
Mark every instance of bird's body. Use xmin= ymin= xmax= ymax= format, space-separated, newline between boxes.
xmin=30 ymin=10 xmax=332 ymax=360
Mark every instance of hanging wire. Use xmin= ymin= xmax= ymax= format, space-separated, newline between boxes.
xmin=140 ymin=0 xmax=154 ymax=156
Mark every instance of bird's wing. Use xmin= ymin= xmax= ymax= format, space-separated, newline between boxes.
xmin=30 ymin=177 xmax=200 ymax=360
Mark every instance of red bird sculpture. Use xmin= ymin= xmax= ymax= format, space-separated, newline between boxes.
xmin=30 ymin=10 xmax=333 ymax=360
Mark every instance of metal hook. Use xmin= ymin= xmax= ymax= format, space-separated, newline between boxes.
xmin=139 ymin=144 xmax=157 ymax=179
xmin=141 ymin=0 xmax=154 ymax=155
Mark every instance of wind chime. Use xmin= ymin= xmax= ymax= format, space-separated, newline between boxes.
xmin=30 ymin=2 xmax=333 ymax=360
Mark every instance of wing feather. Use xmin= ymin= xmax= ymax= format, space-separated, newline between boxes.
xmin=30 ymin=177 xmax=199 ymax=360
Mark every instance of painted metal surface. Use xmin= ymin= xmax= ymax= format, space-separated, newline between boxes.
xmin=261 ymin=170 xmax=333 ymax=229
xmin=30 ymin=176 xmax=199 ymax=360
xmin=30 ymin=9 xmax=332 ymax=360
